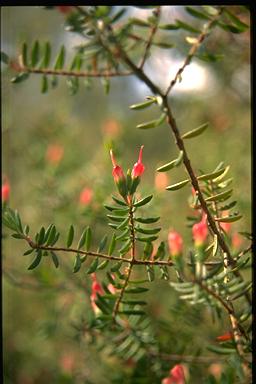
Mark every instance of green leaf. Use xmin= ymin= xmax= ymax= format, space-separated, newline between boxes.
xmin=41 ymin=75 xmax=48 ymax=93
xmin=130 ymin=98 xmax=156 ymax=110
xmin=116 ymin=216 xmax=129 ymax=230
xmin=14 ymin=210 xmax=23 ymax=232
xmin=136 ymin=226 xmax=161 ymax=235
xmin=23 ymin=248 xmax=34 ymax=256
xmin=116 ymin=228 xmax=129 ymax=241
xmin=54 ymin=45 xmax=65 ymax=70
xmin=78 ymin=227 xmax=88 ymax=249
xmin=206 ymin=345 xmax=236 ymax=354
xmin=175 ymin=19 xmax=201 ymax=33
xmin=157 ymin=151 xmax=183 ymax=172
xmin=218 ymin=21 xmax=245 ymax=34
xmin=42 ymin=41 xmax=51 ymax=68
xmin=135 ymin=216 xmax=160 ymax=224
xmin=126 ymin=287 xmax=149 ymax=294
xmin=134 ymin=195 xmax=153 ymax=207
xmin=197 ymin=167 xmax=227 ymax=181
xmin=130 ymin=18 xmax=151 ymax=27
xmin=51 ymin=251 xmax=59 ymax=268
xmin=152 ymin=41 xmax=175 ymax=49
xmin=110 ymin=261 xmax=123 ymax=272
xmin=22 ymin=42 xmax=28 ymax=66
xmin=154 ymin=241 xmax=165 ymax=260
xmin=111 ymin=8 xmax=126 ymax=23
xmin=196 ymin=52 xmax=224 ymax=62
xmin=159 ymin=23 xmax=180 ymax=30
xmin=67 ymin=225 xmax=74 ymax=248
xmin=112 ymin=195 xmax=127 ymax=206
xmin=212 ymin=234 xmax=218 ymax=257
xmin=219 ymin=201 xmax=237 ymax=211
xmin=146 ymin=265 xmax=155 ymax=282
xmin=11 ymin=72 xmax=30 ymax=83
xmin=143 ymin=242 xmax=153 ymax=260
xmin=45 ymin=225 xmax=56 ymax=246
xmin=185 ymin=6 xmax=211 ymax=20
xmin=119 ymin=239 xmax=131 ymax=254
xmin=107 ymin=214 xmax=126 ymax=222
xmin=181 ymin=122 xmax=208 ymax=139
xmin=136 ymin=113 xmax=166 ymax=129
xmin=97 ymin=260 xmax=109 ymax=270
xmin=108 ymin=233 xmax=117 ymax=255
xmin=215 ymin=214 xmax=242 ymax=223
xmin=11 ymin=233 xmax=25 ymax=239
xmin=137 ymin=235 xmax=158 ymax=242
xmin=102 ymin=77 xmax=110 ymax=95
xmin=97 ymin=235 xmax=108 ymax=253
xmin=87 ymin=257 xmax=99 ymax=274
xmin=118 ymin=310 xmax=145 ymax=316
xmin=73 ymin=253 xmax=82 ymax=273
xmin=1 ymin=51 xmax=9 ymax=64
xmin=85 ymin=227 xmax=92 ymax=251
xmin=28 ymin=250 xmax=42 ymax=270
xmin=31 ymin=40 xmax=40 ymax=67
xmin=202 ymin=6 xmax=219 ymax=16
xmin=37 ymin=226 xmax=45 ymax=245
xmin=160 ymin=265 xmax=169 ymax=280
xmin=223 ymin=9 xmax=249 ymax=31
xmin=205 ymin=189 xmax=233 ymax=203
xmin=166 ymin=179 xmax=189 ymax=191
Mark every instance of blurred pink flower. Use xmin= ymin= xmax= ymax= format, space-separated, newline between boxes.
xmin=232 ymin=233 xmax=243 ymax=250
xmin=155 ymin=172 xmax=169 ymax=191
xmin=168 ymin=230 xmax=183 ymax=257
xmin=2 ymin=178 xmax=10 ymax=202
xmin=56 ymin=6 xmax=74 ymax=14
xmin=162 ymin=364 xmax=186 ymax=384
xmin=46 ymin=144 xmax=64 ymax=165
xmin=90 ymin=273 xmax=104 ymax=314
xmin=79 ymin=187 xmax=93 ymax=206
xmin=59 ymin=353 xmax=75 ymax=374
xmin=192 ymin=213 xmax=208 ymax=246
xmin=102 ymin=118 xmax=121 ymax=137
xmin=220 ymin=211 xmax=231 ymax=233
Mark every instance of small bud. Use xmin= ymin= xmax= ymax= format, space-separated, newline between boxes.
xmin=110 ymin=149 xmax=127 ymax=198
xmin=216 ymin=332 xmax=233 ymax=342
xmin=2 ymin=178 xmax=10 ymax=203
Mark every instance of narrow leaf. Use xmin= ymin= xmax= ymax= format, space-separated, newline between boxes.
xmin=87 ymin=257 xmax=99 ymax=274
xmin=22 ymin=42 xmax=28 ymax=66
xmin=215 ymin=214 xmax=242 ymax=223
xmin=134 ymin=194 xmax=153 ymax=207
xmin=78 ymin=227 xmax=88 ymax=250
xmin=28 ymin=250 xmax=42 ymax=270
xmin=41 ymin=75 xmax=48 ymax=93
xmin=166 ymin=179 xmax=189 ymax=191
xmin=31 ymin=40 xmax=40 ymax=67
xmin=108 ymin=233 xmax=117 ymax=255
xmin=205 ymin=189 xmax=233 ymax=203
xmin=51 ymin=251 xmax=59 ymax=268
xmin=85 ymin=227 xmax=92 ymax=251
xmin=181 ymin=122 xmax=208 ymax=139
xmin=97 ymin=235 xmax=108 ymax=253
xmin=130 ymin=98 xmax=156 ymax=110
xmin=54 ymin=45 xmax=65 ymax=70
xmin=136 ymin=113 xmax=166 ymax=129
xmin=11 ymin=72 xmax=30 ymax=83
xmin=73 ymin=253 xmax=82 ymax=273
xmin=42 ymin=41 xmax=51 ymax=68
xmin=67 ymin=224 xmax=74 ymax=248
xmin=197 ymin=167 xmax=227 ymax=181
xmin=135 ymin=216 xmax=160 ymax=224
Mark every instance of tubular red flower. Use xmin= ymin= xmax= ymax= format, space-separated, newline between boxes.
xmin=216 ymin=332 xmax=233 ymax=342
xmin=110 ymin=149 xmax=125 ymax=183
xmin=192 ymin=213 xmax=208 ymax=246
xmin=169 ymin=364 xmax=186 ymax=384
xmin=2 ymin=179 xmax=10 ymax=202
xmin=168 ymin=230 xmax=183 ymax=257
xmin=131 ymin=145 xmax=145 ymax=178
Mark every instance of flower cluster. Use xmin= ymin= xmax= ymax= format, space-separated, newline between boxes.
xmin=110 ymin=146 xmax=145 ymax=203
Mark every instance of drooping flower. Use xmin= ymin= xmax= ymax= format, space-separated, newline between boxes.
xmin=46 ymin=144 xmax=64 ymax=165
xmin=131 ymin=145 xmax=145 ymax=179
xmin=168 ymin=230 xmax=183 ymax=257
xmin=2 ymin=178 xmax=10 ymax=203
xmin=79 ymin=187 xmax=93 ymax=206
xmin=192 ymin=213 xmax=208 ymax=247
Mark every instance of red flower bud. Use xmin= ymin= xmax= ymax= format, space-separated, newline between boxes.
xmin=131 ymin=145 xmax=145 ymax=179
xmin=2 ymin=179 xmax=10 ymax=203
xmin=79 ymin=187 xmax=93 ymax=206
xmin=169 ymin=364 xmax=186 ymax=384
xmin=110 ymin=149 xmax=125 ymax=183
xmin=168 ymin=230 xmax=183 ymax=257
xmin=90 ymin=273 xmax=104 ymax=314
xmin=192 ymin=213 xmax=208 ymax=246
xmin=216 ymin=332 xmax=233 ymax=342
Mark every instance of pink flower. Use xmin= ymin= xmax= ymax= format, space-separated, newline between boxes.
xmin=90 ymin=273 xmax=104 ymax=314
xmin=79 ymin=187 xmax=93 ymax=206
xmin=220 ymin=211 xmax=231 ymax=233
xmin=155 ymin=172 xmax=169 ymax=191
xmin=46 ymin=144 xmax=64 ymax=165
xmin=192 ymin=213 xmax=208 ymax=246
xmin=232 ymin=233 xmax=243 ymax=250
xmin=162 ymin=364 xmax=186 ymax=384
xmin=110 ymin=149 xmax=126 ymax=184
xmin=102 ymin=118 xmax=121 ymax=138
xmin=168 ymin=230 xmax=183 ymax=257
xmin=131 ymin=145 xmax=145 ymax=179
xmin=2 ymin=179 xmax=10 ymax=202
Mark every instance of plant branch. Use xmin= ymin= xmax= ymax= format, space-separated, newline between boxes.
xmin=165 ymin=7 xmax=224 ymax=96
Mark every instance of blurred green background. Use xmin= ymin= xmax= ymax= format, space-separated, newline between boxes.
xmin=2 ymin=6 xmax=251 ymax=383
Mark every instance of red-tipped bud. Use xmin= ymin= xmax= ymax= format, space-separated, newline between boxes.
xmin=168 ymin=230 xmax=183 ymax=257
xmin=90 ymin=273 xmax=104 ymax=314
xmin=192 ymin=213 xmax=208 ymax=247
xmin=216 ymin=332 xmax=233 ymax=342
xmin=110 ymin=149 xmax=125 ymax=183
xmin=79 ymin=187 xmax=93 ymax=206
xmin=131 ymin=145 xmax=145 ymax=179
xmin=2 ymin=179 xmax=10 ymax=203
